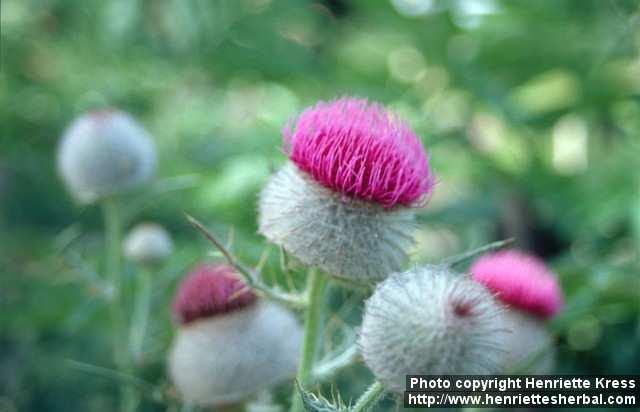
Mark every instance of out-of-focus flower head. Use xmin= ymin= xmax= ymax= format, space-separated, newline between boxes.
xmin=171 ymin=264 xmax=256 ymax=324
xmin=57 ymin=109 xmax=157 ymax=204
xmin=123 ymin=222 xmax=173 ymax=267
xmin=169 ymin=264 xmax=301 ymax=406
xmin=470 ymin=250 xmax=563 ymax=318
xmin=470 ymin=250 xmax=564 ymax=374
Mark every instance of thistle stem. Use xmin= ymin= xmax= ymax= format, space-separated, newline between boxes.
xmin=102 ymin=198 xmax=138 ymax=412
xmin=289 ymin=270 xmax=327 ymax=412
xmin=352 ymin=381 xmax=385 ymax=412
xmin=313 ymin=343 xmax=359 ymax=381
xmin=130 ymin=267 xmax=152 ymax=366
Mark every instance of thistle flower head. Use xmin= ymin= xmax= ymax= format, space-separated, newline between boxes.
xmin=57 ymin=109 xmax=157 ymax=203
xmin=470 ymin=250 xmax=563 ymax=318
xmin=123 ymin=222 xmax=173 ymax=266
xmin=169 ymin=265 xmax=302 ymax=405
xmin=284 ymin=97 xmax=435 ymax=208
xmin=359 ymin=265 xmax=506 ymax=392
xmin=171 ymin=264 xmax=256 ymax=325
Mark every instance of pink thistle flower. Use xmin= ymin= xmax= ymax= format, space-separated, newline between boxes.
xmin=284 ymin=97 xmax=435 ymax=208
xmin=470 ymin=250 xmax=563 ymax=318
xmin=259 ymin=97 xmax=435 ymax=282
xmin=171 ymin=264 xmax=256 ymax=325
xmin=470 ymin=250 xmax=563 ymax=373
xmin=169 ymin=264 xmax=302 ymax=405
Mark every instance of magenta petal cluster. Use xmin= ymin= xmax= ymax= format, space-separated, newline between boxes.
xmin=284 ymin=97 xmax=435 ymax=208
xmin=470 ymin=250 xmax=563 ymax=318
xmin=172 ymin=264 xmax=256 ymax=324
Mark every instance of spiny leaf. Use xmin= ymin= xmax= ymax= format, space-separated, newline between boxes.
xmin=296 ymin=381 xmax=349 ymax=412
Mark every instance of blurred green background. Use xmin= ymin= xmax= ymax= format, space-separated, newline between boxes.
xmin=1 ymin=0 xmax=640 ymax=411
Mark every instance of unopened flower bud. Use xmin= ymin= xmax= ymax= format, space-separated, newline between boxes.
xmin=470 ymin=250 xmax=564 ymax=373
xmin=359 ymin=265 xmax=506 ymax=392
xmin=259 ymin=98 xmax=435 ymax=283
xmin=123 ymin=222 xmax=173 ymax=266
xmin=168 ymin=264 xmax=302 ymax=406
xmin=57 ymin=110 xmax=157 ymax=203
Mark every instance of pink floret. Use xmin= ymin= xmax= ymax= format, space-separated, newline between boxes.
xmin=172 ymin=264 xmax=256 ymax=325
xmin=470 ymin=250 xmax=563 ymax=318
xmin=284 ymin=97 xmax=435 ymax=208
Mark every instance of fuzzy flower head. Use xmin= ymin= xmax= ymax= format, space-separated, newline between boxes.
xmin=284 ymin=97 xmax=435 ymax=208
xmin=57 ymin=109 xmax=157 ymax=204
xmin=259 ymin=98 xmax=434 ymax=282
xmin=123 ymin=222 xmax=173 ymax=266
xmin=171 ymin=264 xmax=256 ymax=325
xmin=359 ymin=265 xmax=506 ymax=392
xmin=470 ymin=250 xmax=563 ymax=318
xmin=169 ymin=265 xmax=301 ymax=406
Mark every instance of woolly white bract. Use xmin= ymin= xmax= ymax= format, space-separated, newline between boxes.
xmin=123 ymin=222 xmax=173 ymax=266
xmin=168 ymin=300 xmax=302 ymax=406
xmin=258 ymin=162 xmax=417 ymax=283
xmin=359 ymin=265 xmax=506 ymax=392
xmin=501 ymin=309 xmax=555 ymax=374
xmin=57 ymin=111 xmax=157 ymax=203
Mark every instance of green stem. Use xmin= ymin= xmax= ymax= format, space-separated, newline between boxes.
xmin=352 ymin=381 xmax=385 ymax=412
xmin=102 ymin=198 xmax=138 ymax=412
xmin=313 ymin=344 xmax=359 ymax=381
xmin=289 ymin=270 xmax=327 ymax=412
xmin=130 ymin=267 xmax=152 ymax=366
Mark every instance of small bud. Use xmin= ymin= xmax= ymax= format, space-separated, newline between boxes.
xmin=259 ymin=98 xmax=435 ymax=283
xmin=123 ymin=223 xmax=173 ymax=266
xmin=470 ymin=250 xmax=564 ymax=373
xmin=168 ymin=264 xmax=302 ymax=406
xmin=359 ymin=265 xmax=506 ymax=393
xmin=57 ymin=110 xmax=157 ymax=203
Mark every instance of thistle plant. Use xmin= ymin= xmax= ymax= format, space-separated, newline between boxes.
xmin=58 ymin=109 xmax=158 ymax=412
xmin=184 ymin=97 xmax=565 ymax=412
xmin=58 ymin=99 xmax=565 ymax=412
xmin=123 ymin=222 xmax=173 ymax=366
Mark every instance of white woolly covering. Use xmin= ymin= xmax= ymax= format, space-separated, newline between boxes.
xmin=501 ymin=309 xmax=555 ymax=374
xmin=258 ymin=162 xmax=417 ymax=283
xmin=168 ymin=300 xmax=302 ymax=406
xmin=359 ymin=265 xmax=507 ymax=392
